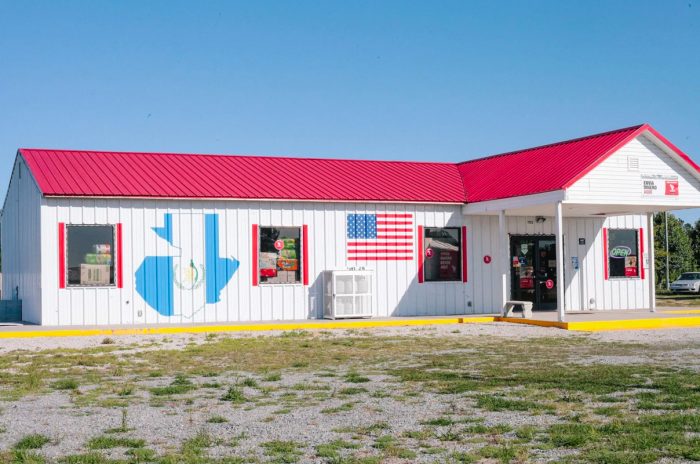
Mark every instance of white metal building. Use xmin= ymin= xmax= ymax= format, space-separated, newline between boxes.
xmin=2 ymin=123 xmax=700 ymax=326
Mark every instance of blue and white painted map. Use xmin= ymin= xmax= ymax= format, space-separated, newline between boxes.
xmin=135 ymin=213 xmax=239 ymax=317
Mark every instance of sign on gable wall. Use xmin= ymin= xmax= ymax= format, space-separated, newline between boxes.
xmin=641 ymin=174 xmax=679 ymax=197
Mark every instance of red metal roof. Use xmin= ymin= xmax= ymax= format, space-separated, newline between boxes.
xmin=19 ymin=124 xmax=699 ymax=204
xmin=457 ymin=124 xmax=648 ymax=202
xmin=19 ymin=149 xmax=468 ymax=203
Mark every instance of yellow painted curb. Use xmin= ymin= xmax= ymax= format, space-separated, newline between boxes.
xmin=494 ymin=317 xmax=568 ymax=329
xmin=0 ymin=316 xmax=496 ymax=339
xmin=566 ymin=316 xmax=700 ymax=332
xmin=660 ymin=309 xmax=700 ymax=314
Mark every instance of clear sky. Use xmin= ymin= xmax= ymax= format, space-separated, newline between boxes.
xmin=0 ymin=1 xmax=698 ymax=222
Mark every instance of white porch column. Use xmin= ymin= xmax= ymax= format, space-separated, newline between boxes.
xmin=499 ymin=210 xmax=508 ymax=314
xmin=648 ymin=213 xmax=656 ymax=312
xmin=555 ymin=201 xmax=565 ymax=322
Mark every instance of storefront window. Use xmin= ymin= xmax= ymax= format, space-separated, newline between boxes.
xmin=66 ymin=225 xmax=115 ymax=286
xmin=423 ymin=227 xmax=461 ymax=282
xmin=608 ymin=229 xmax=639 ymax=278
xmin=259 ymin=227 xmax=302 ymax=284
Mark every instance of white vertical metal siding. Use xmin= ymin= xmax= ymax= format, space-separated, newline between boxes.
xmin=465 ymin=214 xmax=651 ymax=312
xmin=40 ymin=198 xmax=478 ymax=326
xmin=1 ymin=156 xmax=43 ymax=323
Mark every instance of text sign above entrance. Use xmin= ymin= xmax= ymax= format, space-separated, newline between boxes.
xmin=642 ymin=174 xmax=679 ymax=197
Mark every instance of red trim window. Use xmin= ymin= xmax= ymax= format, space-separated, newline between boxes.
xmin=302 ymin=225 xmax=310 ymax=286
xmin=606 ymin=228 xmax=641 ymax=279
xmin=58 ymin=223 xmax=66 ymax=288
xmin=417 ymin=226 xmax=424 ymax=283
xmin=116 ymin=223 xmax=124 ymax=288
xmin=252 ymin=224 xmax=259 ymax=286
xmin=639 ymin=228 xmax=645 ymax=280
xmin=461 ymin=226 xmax=468 ymax=283
xmin=420 ymin=227 xmax=463 ymax=282
xmin=602 ymin=228 xmax=609 ymax=280
xmin=64 ymin=224 xmax=117 ymax=286
xmin=257 ymin=226 xmax=304 ymax=285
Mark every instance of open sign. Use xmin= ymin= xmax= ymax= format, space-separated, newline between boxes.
xmin=610 ymin=246 xmax=632 ymax=258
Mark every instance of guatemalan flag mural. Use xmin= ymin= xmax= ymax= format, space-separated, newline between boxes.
xmin=135 ymin=213 xmax=240 ymax=317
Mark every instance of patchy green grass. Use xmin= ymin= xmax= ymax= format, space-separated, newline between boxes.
xmin=14 ymin=434 xmax=51 ymax=450
xmin=86 ymin=435 xmax=145 ymax=450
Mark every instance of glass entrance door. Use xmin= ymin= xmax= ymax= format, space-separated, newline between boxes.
xmin=510 ymin=235 xmax=557 ymax=310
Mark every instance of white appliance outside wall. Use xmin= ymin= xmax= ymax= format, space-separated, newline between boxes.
xmin=323 ymin=270 xmax=374 ymax=319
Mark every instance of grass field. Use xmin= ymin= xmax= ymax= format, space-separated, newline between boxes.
xmin=657 ymin=293 xmax=700 ymax=308
xmin=1 ymin=325 xmax=699 ymax=463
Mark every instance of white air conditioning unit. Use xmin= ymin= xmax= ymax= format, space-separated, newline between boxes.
xmin=323 ymin=270 xmax=374 ymax=319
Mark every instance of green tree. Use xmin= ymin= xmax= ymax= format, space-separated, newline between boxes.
xmin=688 ymin=219 xmax=700 ymax=269
xmin=654 ymin=213 xmax=695 ymax=288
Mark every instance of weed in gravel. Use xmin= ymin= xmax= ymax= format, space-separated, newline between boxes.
xmin=207 ymin=415 xmax=228 ymax=423
xmin=372 ymin=435 xmax=416 ymax=459
xmin=315 ymin=439 xmax=359 ymax=459
xmin=263 ymin=372 xmax=282 ymax=382
xmin=261 ymin=440 xmax=302 ymax=463
xmin=240 ymin=377 xmax=258 ymax=388
xmin=344 ymin=372 xmax=370 ymax=383
xmin=436 ymin=428 xmax=461 ymax=442
xmin=101 ymin=338 xmax=115 ymax=345
xmin=423 ymin=417 xmax=454 ymax=426
xmin=6 ymin=450 xmax=46 ymax=463
xmin=476 ymin=395 xmax=553 ymax=413
xmin=15 ymin=434 xmax=51 ymax=450
xmin=182 ymin=430 xmax=212 ymax=454
xmin=59 ymin=453 xmax=111 ymax=464
xmin=125 ymin=447 xmax=156 ymax=461
xmin=221 ymin=386 xmax=246 ymax=403
xmin=86 ymin=435 xmax=145 ymax=450
xmin=321 ymin=402 xmax=355 ymax=414
xmin=479 ymin=443 xmax=528 ymax=463
xmin=149 ymin=374 xmax=195 ymax=396
xmin=338 ymin=387 xmax=367 ymax=395
xmin=514 ymin=425 xmax=537 ymax=441
xmin=447 ymin=451 xmax=478 ymax=463
xmin=51 ymin=378 xmax=79 ymax=391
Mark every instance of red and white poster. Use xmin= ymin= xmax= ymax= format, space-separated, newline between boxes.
xmin=665 ymin=180 xmax=679 ymax=196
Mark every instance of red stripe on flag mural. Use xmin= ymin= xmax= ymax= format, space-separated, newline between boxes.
xmin=375 ymin=213 xmax=412 ymax=218
xmin=348 ymin=256 xmax=413 ymax=261
xmin=348 ymin=249 xmax=413 ymax=254
xmin=348 ymin=241 xmax=413 ymax=247
xmin=376 ymin=221 xmax=412 ymax=225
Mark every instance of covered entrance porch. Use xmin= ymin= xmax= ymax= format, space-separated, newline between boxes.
xmin=463 ymin=192 xmax=699 ymax=322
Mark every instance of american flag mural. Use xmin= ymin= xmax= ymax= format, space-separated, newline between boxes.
xmin=346 ymin=213 xmax=414 ymax=261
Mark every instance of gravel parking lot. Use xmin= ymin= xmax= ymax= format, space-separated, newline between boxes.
xmin=1 ymin=322 xmax=700 ymax=463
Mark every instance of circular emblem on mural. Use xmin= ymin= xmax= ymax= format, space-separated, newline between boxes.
xmin=483 ymin=255 xmax=492 ymax=264
xmin=174 ymin=259 xmax=206 ymax=290
xmin=425 ymin=248 xmax=434 ymax=258
xmin=545 ymin=279 xmax=554 ymax=289
xmin=274 ymin=239 xmax=285 ymax=251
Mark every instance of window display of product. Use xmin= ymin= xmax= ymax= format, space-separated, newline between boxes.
xmin=258 ymin=227 xmax=302 ymax=284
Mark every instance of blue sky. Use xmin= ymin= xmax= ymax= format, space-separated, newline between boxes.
xmin=0 ymin=1 xmax=698 ymax=222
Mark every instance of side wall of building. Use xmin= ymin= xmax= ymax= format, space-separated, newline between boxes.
xmin=466 ymin=214 xmax=651 ymax=312
xmin=1 ymin=155 xmax=43 ymax=323
xmin=39 ymin=198 xmax=478 ymax=326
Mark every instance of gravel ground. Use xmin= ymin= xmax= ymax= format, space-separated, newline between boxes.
xmin=1 ymin=322 xmax=699 ymax=462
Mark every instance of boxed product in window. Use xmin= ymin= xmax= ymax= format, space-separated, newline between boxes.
xmin=277 ymin=258 xmax=298 ymax=271
xmin=279 ymin=249 xmax=297 ymax=259
xmin=277 ymin=271 xmax=296 ymax=283
xmin=281 ymin=238 xmax=296 ymax=249
xmin=80 ymin=264 xmax=111 ymax=285
xmin=93 ymin=244 xmax=111 ymax=254
xmin=260 ymin=252 xmax=278 ymax=269
xmin=84 ymin=253 xmax=112 ymax=265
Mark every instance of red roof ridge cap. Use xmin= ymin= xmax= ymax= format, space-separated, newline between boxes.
xmin=19 ymin=148 xmax=459 ymax=167
xmin=457 ymin=123 xmax=647 ymax=166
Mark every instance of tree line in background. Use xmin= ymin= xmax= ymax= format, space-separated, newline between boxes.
xmin=654 ymin=213 xmax=700 ymax=288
